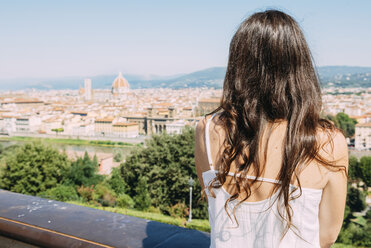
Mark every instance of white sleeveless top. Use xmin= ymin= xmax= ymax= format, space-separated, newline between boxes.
xmin=202 ymin=113 xmax=323 ymax=248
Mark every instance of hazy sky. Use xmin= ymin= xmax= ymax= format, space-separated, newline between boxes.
xmin=0 ymin=0 xmax=370 ymax=79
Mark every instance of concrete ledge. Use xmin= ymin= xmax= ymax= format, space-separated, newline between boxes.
xmin=0 ymin=190 xmax=210 ymax=248
xmin=0 ymin=235 xmax=38 ymax=248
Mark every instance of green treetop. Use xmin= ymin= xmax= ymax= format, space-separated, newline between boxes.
xmin=0 ymin=142 xmax=70 ymax=195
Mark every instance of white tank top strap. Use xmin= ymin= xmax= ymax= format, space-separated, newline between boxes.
xmin=227 ymin=171 xmax=281 ymax=184
xmin=205 ymin=112 xmax=217 ymax=170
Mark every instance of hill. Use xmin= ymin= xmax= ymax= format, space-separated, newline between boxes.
xmin=318 ymin=66 xmax=371 ymax=88
xmin=0 ymin=66 xmax=370 ymax=90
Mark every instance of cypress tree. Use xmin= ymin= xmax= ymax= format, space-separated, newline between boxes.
xmin=134 ymin=177 xmax=151 ymax=210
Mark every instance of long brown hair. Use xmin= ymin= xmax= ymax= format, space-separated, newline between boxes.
xmin=207 ymin=10 xmax=344 ymax=237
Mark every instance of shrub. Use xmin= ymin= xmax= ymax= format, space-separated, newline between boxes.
xmin=366 ymin=209 xmax=371 ymax=220
xmin=338 ymin=222 xmax=371 ymax=246
xmin=38 ymin=184 xmax=78 ymax=202
xmin=168 ymin=202 xmax=188 ymax=219
xmin=192 ymin=200 xmax=209 ymax=219
xmin=77 ymin=185 xmax=95 ymax=202
xmin=93 ymin=183 xmax=116 ymax=207
xmin=116 ymin=194 xmax=135 ymax=208
xmin=147 ymin=206 xmax=162 ymax=214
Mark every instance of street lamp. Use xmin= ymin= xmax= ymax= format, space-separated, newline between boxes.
xmin=188 ymin=177 xmax=194 ymax=222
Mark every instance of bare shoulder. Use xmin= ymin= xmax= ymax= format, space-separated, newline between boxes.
xmin=195 ymin=114 xmax=220 ymax=140
xmin=316 ymin=127 xmax=349 ymax=169
xmin=195 ymin=116 xmax=207 ymax=138
xmin=195 ymin=116 xmax=212 ymax=183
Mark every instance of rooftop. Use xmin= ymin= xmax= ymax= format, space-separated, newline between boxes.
xmin=356 ymin=122 xmax=371 ymax=127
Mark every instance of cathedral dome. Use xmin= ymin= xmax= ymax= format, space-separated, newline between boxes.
xmin=112 ymin=72 xmax=130 ymax=91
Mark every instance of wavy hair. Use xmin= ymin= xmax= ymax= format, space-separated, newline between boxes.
xmin=206 ymin=10 xmax=344 ymax=237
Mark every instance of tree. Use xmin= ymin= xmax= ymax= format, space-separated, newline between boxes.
xmin=0 ymin=142 xmax=70 ymax=195
xmin=346 ymin=186 xmax=366 ymax=213
xmin=106 ymin=167 xmax=127 ymax=195
xmin=93 ymin=154 xmax=98 ymax=166
xmin=335 ymin=112 xmax=357 ymax=137
xmin=64 ymin=151 xmax=104 ymax=187
xmin=113 ymin=149 xmax=123 ymax=162
xmin=359 ymin=156 xmax=371 ymax=186
xmin=348 ymin=156 xmax=360 ymax=180
xmin=324 ymin=114 xmax=339 ymax=127
xmin=134 ymin=177 xmax=151 ymax=210
xmin=324 ymin=113 xmax=357 ymax=138
xmin=51 ymin=128 xmax=64 ymax=136
xmin=120 ymin=127 xmax=207 ymax=218
xmin=0 ymin=143 xmax=4 ymax=156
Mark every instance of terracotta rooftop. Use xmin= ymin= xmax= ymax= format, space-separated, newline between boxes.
xmin=157 ymin=108 xmax=169 ymax=112
xmin=1 ymin=115 xmax=17 ymax=118
xmin=349 ymin=115 xmax=367 ymax=119
xmin=113 ymin=122 xmax=138 ymax=127
xmin=95 ymin=118 xmax=114 ymax=122
xmin=2 ymin=98 xmax=44 ymax=104
xmin=43 ymin=117 xmax=60 ymax=123
xmin=356 ymin=122 xmax=371 ymax=127
xmin=125 ymin=112 xmax=146 ymax=117
xmin=154 ymin=102 xmax=172 ymax=107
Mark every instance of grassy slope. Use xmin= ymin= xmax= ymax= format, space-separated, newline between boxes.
xmin=0 ymin=136 xmax=137 ymax=148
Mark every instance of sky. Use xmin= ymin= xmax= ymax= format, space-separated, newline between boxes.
xmin=0 ymin=0 xmax=370 ymax=79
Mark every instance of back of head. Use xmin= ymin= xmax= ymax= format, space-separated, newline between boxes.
xmin=223 ymin=10 xmax=321 ymax=122
xmin=209 ymin=9 xmax=337 ymax=236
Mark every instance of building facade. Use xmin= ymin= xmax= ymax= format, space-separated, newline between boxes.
xmin=355 ymin=123 xmax=371 ymax=150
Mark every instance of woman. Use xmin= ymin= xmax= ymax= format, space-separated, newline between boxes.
xmin=195 ymin=10 xmax=348 ymax=248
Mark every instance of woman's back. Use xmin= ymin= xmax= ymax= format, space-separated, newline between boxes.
xmin=199 ymin=113 xmax=324 ymax=247
xmin=195 ymin=112 xmax=348 ymax=247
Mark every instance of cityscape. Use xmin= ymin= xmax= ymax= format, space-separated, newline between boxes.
xmin=0 ymin=72 xmax=370 ymax=150
xmin=0 ymin=73 xmax=220 ymax=138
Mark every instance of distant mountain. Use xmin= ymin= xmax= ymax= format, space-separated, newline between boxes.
xmin=0 ymin=66 xmax=370 ymax=91
xmin=0 ymin=73 xmax=184 ymax=91
xmin=317 ymin=66 xmax=371 ymax=88
xmin=133 ymin=67 xmax=226 ymax=89
xmin=317 ymin=66 xmax=371 ymax=78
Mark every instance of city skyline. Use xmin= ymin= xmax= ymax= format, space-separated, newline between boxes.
xmin=0 ymin=0 xmax=371 ymax=80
